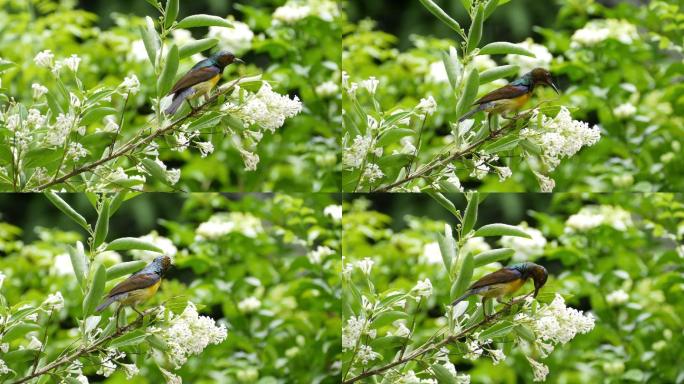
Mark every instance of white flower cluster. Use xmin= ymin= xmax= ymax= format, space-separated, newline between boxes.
xmin=571 ymin=19 xmax=639 ymax=48
xmin=315 ymin=80 xmax=339 ymax=97
xmin=152 ymin=302 xmax=228 ymax=368
xmin=223 ymin=82 xmax=302 ymax=133
xmin=195 ymin=212 xmax=263 ymax=240
xmin=32 ymin=83 xmax=48 ymax=99
xmin=118 ymin=74 xmax=140 ymax=95
xmin=308 ymin=245 xmax=335 ymax=264
xmin=343 ymin=135 xmax=372 ymax=169
xmin=515 ymin=294 xmax=595 ymax=360
xmin=42 ymin=291 xmax=64 ymax=311
xmin=500 ymin=222 xmax=547 ymax=261
xmin=565 ymin=205 xmax=633 ymax=232
xmin=613 ymin=102 xmax=636 ymax=119
xmin=504 ymin=39 xmax=553 ymax=75
xmin=342 ymin=315 xmax=366 ymax=351
xmin=521 ymin=107 xmax=601 ymax=172
xmin=412 ymin=278 xmax=433 ymax=298
xmin=33 ymin=51 xmax=83 ymax=75
xmin=323 ymin=204 xmax=342 ymax=221
xmin=527 ymin=356 xmax=549 ymax=382
xmin=416 ymin=96 xmax=437 ymax=115
xmin=208 ymin=20 xmax=254 ymax=53
xmin=237 ymin=296 xmax=261 ymax=313
xmin=606 ymin=289 xmax=629 ymax=306
xmin=272 ymin=0 xmax=340 ymax=25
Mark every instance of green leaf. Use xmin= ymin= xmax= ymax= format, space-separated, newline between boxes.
xmin=3 ymin=323 xmax=41 ymax=342
xmin=140 ymin=16 xmax=160 ymax=66
xmin=451 ymin=251 xmax=474 ymax=301
xmin=437 ymin=229 xmax=457 ymax=277
xmin=164 ymin=0 xmax=179 ymax=29
xmin=483 ymin=0 xmax=500 ymax=20
xmin=441 ymin=46 xmax=461 ymax=91
xmin=371 ymin=311 xmax=409 ymax=328
xmin=68 ymin=241 xmax=89 ymax=288
xmin=2 ymin=349 xmax=37 ymax=364
xmin=93 ymin=199 xmax=110 ymax=247
xmin=81 ymin=107 xmax=117 ymax=126
xmin=479 ymin=65 xmax=520 ymax=85
xmin=427 ymin=191 xmax=459 ymax=217
xmin=514 ymin=324 xmax=536 ymax=343
xmin=479 ymin=41 xmax=536 ymax=57
xmin=479 ymin=321 xmax=516 ymax=339
xmin=83 ymin=263 xmax=107 ymax=316
xmin=106 ymin=260 xmax=147 ymax=280
xmin=176 ymin=14 xmax=233 ymax=29
xmin=166 ymin=296 xmax=189 ymax=314
xmin=44 ymin=192 xmax=90 ymax=231
xmin=376 ymin=128 xmax=415 ymax=147
xmin=0 ymin=58 xmax=15 ymax=72
xmin=473 ymin=248 xmax=514 ymax=267
xmin=432 ymin=363 xmax=457 ymax=384
xmin=473 ymin=223 xmax=531 ymax=238
xmin=482 ymin=135 xmax=521 ymax=154
xmin=455 ymin=67 xmax=480 ymax=119
xmin=141 ymin=158 xmax=174 ymax=187
xmin=466 ymin=4 xmax=484 ymax=54
xmin=179 ymin=38 xmax=219 ymax=58
xmin=461 ymin=192 xmax=479 ymax=234
xmin=110 ymin=330 xmax=148 ymax=348
xmin=369 ymin=336 xmax=404 ymax=351
xmin=418 ymin=0 xmax=463 ymax=35
xmin=157 ymin=44 xmax=179 ymax=96
xmin=459 ymin=0 xmax=472 ymax=11
xmin=106 ymin=237 xmax=164 ymax=253
xmin=147 ymin=334 xmax=169 ymax=351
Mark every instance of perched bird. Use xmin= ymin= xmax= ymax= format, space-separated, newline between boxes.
xmin=459 ymin=68 xmax=559 ymax=123
xmin=451 ymin=262 xmax=548 ymax=317
xmin=164 ymin=50 xmax=243 ymax=115
xmin=96 ymin=255 xmax=172 ymax=327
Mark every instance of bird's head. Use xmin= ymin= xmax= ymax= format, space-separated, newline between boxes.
xmin=152 ymin=255 xmax=172 ymax=275
xmin=529 ymin=68 xmax=559 ymax=94
xmin=529 ymin=263 xmax=548 ymax=297
xmin=211 ymin=50 xmax=244 ymax=68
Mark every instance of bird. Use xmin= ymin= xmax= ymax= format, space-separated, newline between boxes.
xmin=96 ymin=255 xmax=172 ymax=327
xmin=164 ymin=50 xmax=243 ymax=115
xmin=458 ymin=67 xmax=559 ymax=123
xmin=451 ymin=262 xmax=548 ymax=318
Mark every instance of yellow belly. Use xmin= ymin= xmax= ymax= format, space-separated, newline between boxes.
xmin=484 ymin=93 xmax=530 ymax=115
xmin=119 ymin=279 xmax=161 ymax=306
xmin=480 ymin=278 xmax=526 ymax=299
xmin=190 ymin=75 xmax=220 ymax=99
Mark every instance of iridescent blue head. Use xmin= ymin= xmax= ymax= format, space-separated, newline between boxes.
xmin=144 ymin=255 xmax=172 ymax=276
xmin=210 ymin=50 xmax=244 ymax=68
xmin=509 ymin=262 xmax=548 ymax=297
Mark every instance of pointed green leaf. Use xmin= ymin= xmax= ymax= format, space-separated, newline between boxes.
xmin=441 ymin=46 xmax=461 ymax=91
xmin=473 ymin=248 xmax=515 ymax=267
xmin=436 ymin=229 xmax=457 ymax=277
xmin=427 ymin=191 xmax=459 ymax=217
xmin=176 ymin=14 xmax=232 ymax=29
xmin=157 ymin=44 xmax=179 ymax=96
xmin=451 ymin=251 xmax=474 ymax=301
xmin=106 ymin=237 xmax=164 ymax=253
xmin=418 ymin=0 xmax=463 ymax=35
xmin=140 ymin=16 xmax=160 ymax=66
xmin=164 ymin=0 xmax=179 ymax=28
xmin=45 ymin=192 xmax=90 ymax=231
xmin=461 ymin=192 xmax=479 ymax=235
xmin=455 ymin=67 xmax=480 ymax=119
xmin=479 ymin=321 xmax=516 ymax=339
xmin=432 ymin=363 xmax=457 ymax=384
xmin=93 ymin=199 xmax=110 ymax=247
xmin=371 ymin=311 xmax=409 ymax=329
xmin=68 ymin=241 xmax=88 ymax=288
xmin=484 ymin=0 xmax=500 ymax=20
xmin=83 ymin=264 xmax=107 ymax=316
xmin=110 ymin=330 xmax=148 ymax=348
xmin=179 ymin=38 xmax=219 ymax=58
xmin=479 ymin=41 xmax=536 ymax=57
xmin=479 ymin=65 xmax=519 ymax=85
xmin=466 ymin=4 xmax=484 ymax=53
xmin=106 ymin=261 xmax=147 ymax=281
xmin=473 ymin=223 xmax=531 ymax=238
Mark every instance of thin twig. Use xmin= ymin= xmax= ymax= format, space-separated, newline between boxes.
xmin=29 ymin=309 xmax=54 ymax=375
xmin=342 ymin=295 xmax=531 ymax=384
xmin=107 ymin=92 xmax=130 ymax=157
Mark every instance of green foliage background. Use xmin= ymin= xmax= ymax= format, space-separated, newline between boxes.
xmin=0 ymin=193 xmax=341 ymax=383
xmin=343 ymin=193 xmax=684 ymax=383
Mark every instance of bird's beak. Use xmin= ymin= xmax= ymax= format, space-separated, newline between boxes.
xmin=548 ymin=79 xmax=560 ymax=95
xmin=234 ymin=58 xmax=245 ymax=64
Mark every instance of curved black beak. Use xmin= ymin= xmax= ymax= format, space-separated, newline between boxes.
xmin=548 ymin=78 xmax=560 ymax=95
xmin=234 ymin=58 xmax=245 ymax=64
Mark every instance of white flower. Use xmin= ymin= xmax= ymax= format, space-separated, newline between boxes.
xmin=120 ymin=363 xmax=139 ymax=379
xmin=412 ymin=278 xmax=432 ymax=298
xmin=536 ymin=173 xmax=555 ymax=193
xmin=26 ymin=109 xmax=46 ymax=128
xmin=323 ymin=205 xmax=342 ymax=222
xmin=342 ymin=316 xmax=365 ymax=351
xmin=32 ymin=83 xmax=48 ymax=99
xmin=171 ymin=29 xmax=194 ymax=45
xmin=196 ymin=141 xmax=214 ymax=158
xmin=119 ymin=74 xmax=140 ymax=95
xmin=606 ymin=289 xmax=629 ymax=306
xmin=237 ymin=296 xmax=261 ymax=313
xmin=343 ymin=135 xmax=372 ymax=168
xmin=496 ymin=166 xmax=512 ymax=181
xmin=34 ymin=50 xmax=54 ymax=67
xmin=238 ymin=148 xmax=260 ymax=171
xmin=308 ymin=245 xmax=334 ymax=264
xmin=391 ymin=322 xmax=411 ymax=337
xmin=0 ymin=343 xmax=8 ymax=353
xmin=422 ymin=241 xmax=442 ymax=265
xmin=0 ymin=271 xmax=5 ymax=288
xmin=570 ymin=19 xmax=639 ymax=48
xmin=129 ymin=40 xmax=148 ymax=62
xmin=464 ymin=338 xmax=483 ymax=360
xmin=504 ymin=39 xmax=553 ymax=75
xmin=42 ymin=292 xmax=64 ymax=311
xmin=196 ymin=212 xmax=263 ymax=240
xmin=357 ymin=344 xmax=381 ymax=365
xmin=272 ymin=0 xmax=339 ymax=24
xmin=565 ymin=205 xmax=632 ymax=232
xmin=103 ymin=116 xmax=119 ymax=133
xmin=47 ymin=113 xmax=78 ymax=146
xmin=151 ymin=302 xmax=227 ymax=368
xmin=360 ymin=76 xmax=379 ymax=94
xmin=461 ymin=237 xmax=492 ymax=256
xmin=489 ymin=348 xmax=506 ymax=365
xmin=613 ymin=102 xmax=636 ymax=119
xmin=130 ymin=232 xmax=177 ymax=262
xmin=526 ymin=356 xmax=549 ymax=382
xmin=474 ymin=54 xmax=497 ymax=72
xmin=0 ymin=358 xmax=9 ymax=375
xmin=393 ymin=136 xmax=416 ymax=156
xmin=222 ymin=82 xmax=302 ymax=133
xmin=96 ymin=355 xmax=116 ymax=378
xmin=63 ymin=54 xmax=81 ymax=72
xmin=315 ymin=80 xmax=339 ymax=97
xmin=27 ymin=335 xmax=42 ymax=350
xmin=67 ymin=142 xmax=89 ymax=161
xmin=416 ymin=96 xmax=437 ymax=115
xmin=159 ymin=367 xmax=183 ymax=384
xmin=500 ymin=223 xmax=546 ymax=261
xmin=208 ymin=20 xmax=254 ymax=53
xmin=521 ymin=107 xmax=600 ymax=172
xmin=356 ymin=257 xmax=374 ymax=276
xmin=427 ymin=61 xmax=449 ymax=83
xmin=362 ymin=163 xmax=384 ymax=183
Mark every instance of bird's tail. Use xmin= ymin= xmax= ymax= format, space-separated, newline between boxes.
xmin=451 ymin=290 xmax=474 ymax=306
xmin=164 ymin=88 xmax=195 ymax=115
xmin=458 ymin=105 xmax=483 ymax=122
xmin=95 ymin=296 xmax=116 ymax=312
